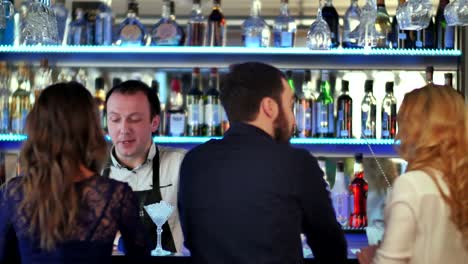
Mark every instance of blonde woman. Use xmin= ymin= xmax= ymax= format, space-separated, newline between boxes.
xmin=0 ymin=82 xmax=150 ymax=263
xmin=357 ymin=84 xmax=468 ymax=263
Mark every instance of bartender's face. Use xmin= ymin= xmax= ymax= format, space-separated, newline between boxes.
xmin=106 ymin=91 xmax=159 ymax=164
xmin=273 ymin=78 xmax=295 ymax=143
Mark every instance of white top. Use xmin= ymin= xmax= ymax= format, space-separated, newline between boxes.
xmin=109 ymin=144 xmax=186 ymax=253
xmin=373 ymin=170 xmax=468 ymax=264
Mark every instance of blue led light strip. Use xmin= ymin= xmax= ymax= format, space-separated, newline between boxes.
xmin=0 ymin=134 xmax=28 ymax=141
xmin=0 ymin=45 xmax=462 ymax=56
xmin=0 ymin=134 xmax=397 ymax=145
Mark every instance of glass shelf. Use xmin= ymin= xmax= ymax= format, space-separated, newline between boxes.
xmin=0 ymin=134 xmax=398 ymax=156
xmin=0 ymin=45 xmax=461 ymax=70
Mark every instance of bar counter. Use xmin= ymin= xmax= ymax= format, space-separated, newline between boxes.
xmin=110 ymin=232 xmax=366 ymax=264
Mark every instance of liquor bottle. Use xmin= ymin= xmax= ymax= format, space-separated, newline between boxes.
xmin=444 ymin=73 xmax=453 ymax=88
xmin=349 ymin=153 xmax=368 ymax=228
xmin=242 ymin=0 xmax=270 ymax=47
xmin=150 ymin=80 xmax=164 ymax=135
xmin=375 ymin=0 xmax=391 ymax=48
xmin=86 ymin=10 xmax=97 ymax=45
xmin=435 ymin=0 xmax=455 ymax=49
xmin=361 ymin=80 xmax=376 ymax=139
xmin=116 ymin=0 xmax=147 ymax=46
xmin=415 ymin=16 xmax=435 ymax=49
xmin=151 ymin=0 xmax=185 ymax=46
xmin=391 ymin=0 xmax=412 ymax=49
xmin=74 ymin=68 xmax=87 ymax=87
xmin=10 ymin=64 xmax=31 ymax=134
xmin=273 ymin=0 xmax=296 ymax=48
xmin=95 ymin=0 xmax=113 ymax=46
xmin=286 ymin=70 xmax=295 ymax=92
xmin=336 ymin=80 xmax=353 ymax=138
xmin=0 ymin=62 xmax=11 ymax=133
xmin=322 ymin=0 xmax=339 ymax=48
xmin=51 ymin=0 xmax=70 ymax=45
xmin=295 ymin=70 xmax=314 ymax=138
xmin=0 ymin=0 xmax=15 ymax=45
xmin=314 ymin=70 xmax=334 ymax=138
xmin=206 ymin=0 xmax=226 ymax=47
xmin=342 ymin=0 xmax=361 ymax=48
xmin=332 ymin=161 xmax=350 ymax=227
xmin=112 ymin=77 xmax=122 ymax=87
xmin=204 ymin=68 xmax=221 ymax=136
xmin=67 ymin=8 xmax=88 ymax=45
xmin=381 ymin=82 xmax=397 ymax=139
xmin=32 ymin=58 xmax=52 ymax=104
xmin=186 ymin=68 xmax=204 ymax=136
xmin=166 ymin=77 xmax=185 ymax=136
xmin=425 ymin=66 xmax=434 ymax=84
xmin=186 ymin=0 xmax=205 ymax=46
xmin=95 ymin=77 xmax=107 ymax=131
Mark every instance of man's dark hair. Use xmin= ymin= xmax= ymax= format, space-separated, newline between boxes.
xmin=220 ymin=62 xmax=286 ymax=123
xmin=105 ymin=80 xmax=161 ymax=119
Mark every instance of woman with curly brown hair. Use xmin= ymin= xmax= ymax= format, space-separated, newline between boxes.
xmin=358 ymin=84 xmax=468 ymax=264
xmin=0 ymin=82 xmax=150 ymax=263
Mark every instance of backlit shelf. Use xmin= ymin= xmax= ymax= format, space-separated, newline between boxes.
xmin=0 ymin=45 xmax=461 ymax=70
xmin=0 ymin=134 xmax=398 ymax=156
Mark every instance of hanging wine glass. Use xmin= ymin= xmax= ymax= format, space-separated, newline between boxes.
xmin=445 ymin=0 xmax=468 ymax=26
xmin=0 ymin=0 xmax=14 ymax=29
xmin=357 ymin=0 xmax=379 ymax=48
xmin=396 ymin=0 xmax=432 ymax=30
xmin=306 ymin=0 xmax=331 ymax=50
xmin=22 ymin=0 xmax=59 ymax=45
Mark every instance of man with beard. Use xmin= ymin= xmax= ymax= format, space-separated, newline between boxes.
xmin=178 ymin=62 xmax=347 ymax=264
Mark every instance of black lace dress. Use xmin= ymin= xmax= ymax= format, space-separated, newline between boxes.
xmin=0 ymin=175 xmax=150 ymax=263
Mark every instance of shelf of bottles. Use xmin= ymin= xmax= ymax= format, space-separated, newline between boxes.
xmin=0 ymin=0 xmax=463 ymax=70
xmin=0 ymin=133 xmax=397 ymax=156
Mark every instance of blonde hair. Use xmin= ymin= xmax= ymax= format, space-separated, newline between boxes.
xmin=396 ymin=84 xmax=468 ymax=250
xmin=17 ymin=82 xmax=108 ymax=250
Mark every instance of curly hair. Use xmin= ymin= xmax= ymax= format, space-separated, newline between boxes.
xmin=396 ymin=84 xmax=468 ymax=250
xmin=17 ymin=82 xmax=108 ymax=250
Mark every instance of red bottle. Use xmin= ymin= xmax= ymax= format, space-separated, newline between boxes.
xmin=349 ymin=153 xmax=368 ymax=228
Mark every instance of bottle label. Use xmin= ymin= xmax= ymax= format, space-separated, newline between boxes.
xmin=1 ymin=108 xmax=8 ymax=131
xmin=362 ymin=104 xmax=376 ymax=138
xmin=316 ymin=102 xmax=334 ymax=134
xmin=445 ymin=26 xmax=455 ymax=49
xmin=382 ymin=110 xmax=390 ymax=137
xmin=243 ymin=35 xmax=262 ymax=48
xmin=204 ymin=103 xmax=220 ymax=126
xmin=295 ymin=104 xmax=305 ymax=132
xmin=11 ymin=117 xmax=21 ymax=133
xmin=332 ymin=192 xmax=349 ymax=227
xmin=120 ymin=24 xmax=143 ymax=44
xmin=415 ymin=40 xmax=422 ymax=48
xmin=169 ymin=113 xmax=185 ymax=136
xmin=153 ymin=23 xmax=179 ymax=45
xmin=305 ymin=108 xmax=312 ymax=131
xmin=274 ymin=31 xmax=294 ymax=47
xmin=398 ymin=32 xmax=407 ymax=40
xmin=188 ymin=104 xmax=200 ymax=126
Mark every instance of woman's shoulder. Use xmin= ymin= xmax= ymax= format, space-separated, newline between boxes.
xmin=394 ymin=169 xmax=445 ymax=194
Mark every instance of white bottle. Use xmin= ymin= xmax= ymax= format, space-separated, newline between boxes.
xmin=331 ymin=161 xmax=350 ymax=227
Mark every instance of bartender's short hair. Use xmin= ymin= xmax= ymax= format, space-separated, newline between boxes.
xmin=220 ymin=62 xmax=286 ymax=122
xmin=105 ymin=80 xmax=161 ymax=119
